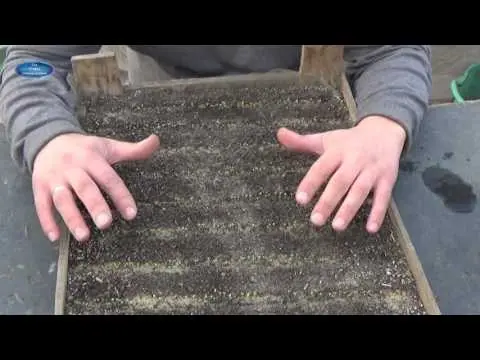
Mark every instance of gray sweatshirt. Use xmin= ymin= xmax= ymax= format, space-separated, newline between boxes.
xmin=0 ymin=45 xmax=432 ymax=173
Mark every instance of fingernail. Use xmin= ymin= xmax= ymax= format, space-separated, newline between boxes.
xmin=47 ymin=232 xmax=57 ymax=242
xmin=296 ymin=192 xmax=309 ymax=205
xmin=332 ymin=218 xmax=345 ymax=231
xmin=125 ymin=207 xmax=137 ymax=220
xmin=311 ymin=213 xmax=325 ymax=227
xmin=95 ymin=212 xmax=111 ymax=228
xmin=74 ymin=228 xmax=88 ymax=241
xmin=367 ymin=222 xmax=379 ymax=233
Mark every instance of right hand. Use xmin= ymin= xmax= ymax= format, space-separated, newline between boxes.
xmin=32 ymin=132 xmax=160 ymax=242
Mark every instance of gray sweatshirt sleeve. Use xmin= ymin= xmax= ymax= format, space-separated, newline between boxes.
xmin=0 ymin=45 xmax=101 ymax=173
xmin=344 ymin=45 xmax=432 ymax=154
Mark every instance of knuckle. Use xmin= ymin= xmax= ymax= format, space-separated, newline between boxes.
xmin=320 ymin=197 xmax=336 ymax=211
xmin=334 ymin=173 xmax=352 ymax=189
xmin=343 ymin=196 xmax=360 ymax=210
xmin=52 ymin=189 xmax=67 ymax=203
xmin=81 ymin=195 xmax=107 ymax=217
xmin=378 ymin=160 xmax=397 ymax=174
xmin=63 ymin=214 xmax=80 ymax=227
xmin=355 ymin=180 xmax=372 ymax=196
xmin=102 ymin=173 xmax=121 ymax=189
xmin=110 ymin=189 xmax=133 ymax=207
xmin=68 ymin=174 xmax=107 ymax=214
xmin=73 ymin=177 xmax=93 ymax=197
xmin=86 ymin=197 xmax=108 ymax=215
xmin=116 ymin=195 xmax=135 ymax=211
xmin=379 ymin=170 xmax=397 ymax=187
xmin=300 ymin=179 xmax=317 ymax=193
xmin=339 ymin=203 xmax=355 ymax=218
xmin=52 ymin=187 xmax=70 ymax=206
xmin=35 ymin=197 xmax=49 ymax=210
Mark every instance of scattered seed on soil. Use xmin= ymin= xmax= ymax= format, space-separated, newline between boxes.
xmin=64 ymin=76 xmax=425 ymax=315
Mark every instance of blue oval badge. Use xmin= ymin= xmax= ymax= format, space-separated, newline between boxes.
xmin=16 ymin=61 xmax=53 ymax=78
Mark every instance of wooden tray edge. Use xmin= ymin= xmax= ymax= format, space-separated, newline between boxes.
xmin=54 ymin=221 xmax=70 ymax=315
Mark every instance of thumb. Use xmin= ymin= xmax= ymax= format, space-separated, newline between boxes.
xmin=276 ymin=127 xmax=325 ymax=155
xmin=104 ymin=134 xmax=160 ymax=164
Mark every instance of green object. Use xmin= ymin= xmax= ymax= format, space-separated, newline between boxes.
xmin=451 ymin=63 xmax=480 ymax=103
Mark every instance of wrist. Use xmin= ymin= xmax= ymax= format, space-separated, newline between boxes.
xmin=357 ymin=115 xmax=407 ymax=142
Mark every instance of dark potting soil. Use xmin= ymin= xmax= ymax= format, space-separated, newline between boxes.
xmin=64 ymin=77 xmax=425 ymax=315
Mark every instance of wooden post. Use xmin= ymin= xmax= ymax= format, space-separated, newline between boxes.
xmin=71 ymin=51 xmax=123 ymax=97
xmin=54 ymin=226 xmax=70 ymax=315
xmin=299 ymin=45 xmax=345 ymax=91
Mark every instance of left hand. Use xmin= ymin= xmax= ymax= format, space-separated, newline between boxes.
xmin=276 ymin=115 xmax=407 ymax=233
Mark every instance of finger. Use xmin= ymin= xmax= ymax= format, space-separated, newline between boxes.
xmin=295 ymin=151 xmax=341 ymax=206
xmin=66 ymin=168 xmax=113 ymax=230
xmin=310 ymin=162 xmax=362 ymax=227
xmin=366 ymin=178 xmax=395 ymax=234
xmin=331 ymin=170 xmax=376 ymax=232
xmin=51 ymin=184 xmax=90 ymax=242
xmin=276 ymin=127 xmax=325 ymax=155
xmin=87 ymin=157 xmax=137 ymax=221
xmin=33 ymin=182 xmax=60 ymax=242
xmin=105 ymin=134 xmax=160 ymax=164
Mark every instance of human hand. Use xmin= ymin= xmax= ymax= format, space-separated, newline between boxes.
xmin=32 ymin=133 xmax=160 ymax=242
xmin=276 ymin=116 xmax=406 ymax=233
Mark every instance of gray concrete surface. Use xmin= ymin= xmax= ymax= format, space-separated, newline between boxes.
xmin=394 ymin=100 xmax=480 ymax=314
xmin=0 ymin=125 xmax=57 ymax=314
xmin=430 ymin=45 xmax=480 ymax=103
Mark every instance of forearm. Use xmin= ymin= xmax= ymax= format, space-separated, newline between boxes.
xmin=344 ymin=45 xmax=432 ymax=154
xmin=0 ymin=45 xmax=101 ymax=173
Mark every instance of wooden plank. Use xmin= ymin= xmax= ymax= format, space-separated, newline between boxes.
xmin=54 ymin=222 xmax=70 ymax=315
xmin=299 ymin=45 xmax=344 ymax=91
xmin=100 ymin=46 xmax=128 ymax=72
xmin=71 ymin=52 xmax=123 ymax=97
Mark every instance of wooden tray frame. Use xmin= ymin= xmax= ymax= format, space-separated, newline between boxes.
xmin=54 ymin=46 xmax=440 ymax=315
